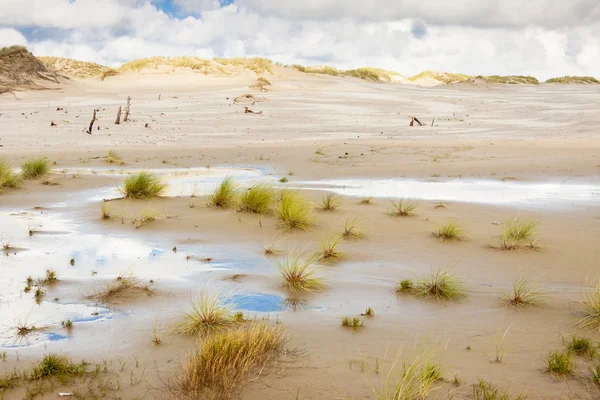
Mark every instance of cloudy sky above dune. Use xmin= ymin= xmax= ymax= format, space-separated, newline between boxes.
xmin=0 ymin=0 xmax=599 ymax=79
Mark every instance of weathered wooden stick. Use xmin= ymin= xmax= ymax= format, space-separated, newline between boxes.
xmin=115 ymin=106 xmax=121 ymax=125
xmin=87 ymin=109 xmax=96 ymax=134
xmin=124 ymin=96 xmax=131 ymax=122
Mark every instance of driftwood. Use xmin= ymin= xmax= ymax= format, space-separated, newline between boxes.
xmin=124 ymin=96 xmax=131 ymax=122
xmin=409 ymin=116 xmax=423 ymax=126
xmin=244 ymin=106 xmax=263 ymax=115
xmin=115 ymin=106 xmax=121 ymax=125
xmin=87 ymin=109 xmax=97 ymax=134
xmin=50 ymin=120 xmax=56 ymax=126
xmin=158 ymin=94 xmax=161 ymax=100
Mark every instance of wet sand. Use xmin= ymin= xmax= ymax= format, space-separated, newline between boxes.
xmin=1 ymin=70 xmax=600 ymax=399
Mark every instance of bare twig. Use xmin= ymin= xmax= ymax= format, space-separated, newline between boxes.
xmin=115 ymin=106 xmax=121 ymax=125
xmin=87 ymin=109 xmax=97 ymax=134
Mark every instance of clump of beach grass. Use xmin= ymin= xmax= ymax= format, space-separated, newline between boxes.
xmin=207 ymin=177 xmax=236 ymax=209
xmin=175 ymin=323 xmax=287 ymax=399
xmin=238 ymin=184 xmax=274 ymax=214
xmin=472 ymin=379 xmax=527 ymax=400
xmin=14 ymin=319 xmax=44 ymax=338
xmin=264 ymin=236 xmax=286 ymax=255
xmin=172 ymin=289 xmax=235 ymax=337
xmin=363 ymin=307 xmax=375 ymax=316
xmin=499 ymin=217 xmax=539 ymax=250
xmin=397 ymin=279 xmax=414 ymax=292
xmin=30 ymin=353 xmax=86 ymax=380
xmin=319 ymin=192 xmax=341 ymax=211
xmin=100 ymin=203 xmax=112 ymax=219
xmin=389 ymin=198 xmax=418 ymax=217
xmin=39 ymin=269 xmax=58 ymax=285
xmin=341 ymin=317 xmax=364 ymax=330
xmin=576 ymin=277 xmax=600 ymax=331
xmin=132 ymin=206 xmax=158 ymax=229
xmin=105 ymin=150 xmax=122 ymax=164
xmin=120 ymin=171 xmax=166 ymax=199
xmin=0 ymin=159 xmax=20 ymax=189
xmin=88 ymin=273 xmax=153 ymax=303
xmin=317 ymin=234 xmax=343 ymax=264
xmin=413 ymin=266 xmax=467 ymax=301
xmin=277 ymin=191 xmax=315 ymax=231
xmin=21 ymin=158 xmax=49 ymax=179
xmin=34 ymin=287 xmax=45 ymax=303
xmin=277 ymin=253 xmax=326 ymax=293
xmin=341 ymin=216 xmax=365 ymax=239
xmin=431 ymin=220 xmax=464 ymax=241
xmin=500 ymin=276 xmax=545 ymax=308
xmin=61 ymin=319 xmax=73 ymax=330
xmin=545 ymin=350 xmax=573 ymax=376
xmin=592 ymin=364 xmax=600 ymax=385
xmin=564 ymin=335 xmax=595 ymax=358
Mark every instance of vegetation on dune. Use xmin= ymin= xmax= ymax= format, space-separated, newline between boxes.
xmin=0 ymin=159 xmax=20 ymax=189
xmin=397 ymin=279 xmax=414 ymax=292
xmin=319 ymin=192 xmax=341 ymax=211
xmin=277 ymin=190 xmax=315 ymax=230
xmin=577 ymin=277 xmax=600 ymax=331
xmin=100 ymin=202 xmax=112 ymax=220
xmin=207 ymin=177 xmax=237 ymax=209
xmin=545 ymin=350 xmax=573 ymax=376
xmin=412 ymin=267 xmax=467 ymax=301
xmin=175 ymin=323 xmax=287 ymax=399
xmin=277 ymin=253 xmax=326 ymax=293
xmin=341 ymin=216 xmax=365 ymax=239
xmin=500 ymin=276 xmax=546 ymax=308
xmin=341 ymin=316 xmax=364 ymax=330
xmin=132 ymin=206 xmax=159 ymax=229
xmin=105 ymin=150 xmax=122 ymax=164
xmin=119 ymin=171 xmax=166 ymax=199
xmin=172 ymin=289 xmax=235 ymax=337
xmin=546 ymin=76 xmax=600 ymax=84
xmin=499 ymin=217 xmax=539 ymax=249
xmin=21 ymin=158 xmax=49 ymax=179
xmin=472 ymin=379 xmax=527 ymax=400
xmin=480 ymin=75 xmax=539 ymax=84
xmin=317 ymin=234 xmax=343 ymax=263
xmin=409 ymin=70 xmax=472 ymax=84
xmin=0 ymin=45 xmax=28 ymax=57
xmin=390 ymin=198 xmax=418 ymax=217
xmin=88 ymin=273 xmax=153 ymax=303
xmin=291 ymin=65 xmax=401 ymax=82
xmin=238 ymin=184 xmax=274 ymax=214
xmin=431 ymin=220 xmax=464 ymax=241
xmin=564 ymin=335 xmax=595 ymax=358
xmin=118 ymin=56 xmax=273 ymax=75
xmin=37 ymin=56 xmax=110 ymax=79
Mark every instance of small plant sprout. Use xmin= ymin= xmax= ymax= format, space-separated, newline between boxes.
xmin=14 ymin=318 xmax=44 ymax=338
xmin=61 ymin=319 xmax=73 ymax=329
xmin=277 ymin=253 xmax=326 ymax=294
xmin=69 ymin=258 xmax=75 ymax=266
xmin=100 ymin=203 xmax=112 ymax=219
xmin=363 ymin=307 xmax=375 ymax=317
xmin=207 ymin=177 xmax=237 ymax=208
xmin=500 ymin=217 xmax=540 ymax=250
xmin=21 ymin=157 xmax=50 ymax=179
xmin=545 ymin=350 xmax=573 ymax=376
xmin=319 ymin=192 xmax=341 ymax=211
xmin=397 ymin=279 xmax=414 ymax=292
xmin=577 ymin=276 xmax=600 ymax=331
xmin=389 ymin=198 xmax=418 ymax=217
xmin=34 ymin=287 xmax=45 ymax=303
xmin=151 ymin=314 xmax=162 ymax=345
xmin=0 ymin=351 xmax=6 ymax=361
xmin=279 ymin=176 xmax=288 ymax=183
xmin=341 ymin=317 xmax=364 ymax=330
xmin=341 ymin=216 xmax=365 ymax=239
xmin=41 ymin=269 xmax=58 ymax=284
xmin=119 ymin=171 xmax=166 ymax=199
xmin=431 ymin=220 xmax=464 ymax=241
xmin=358 ymin=196 xmax=372 ymax=205
xmin=487 ymin=323 xmax=513 ymax=363
xmin=264 ymin=236 xmax=286 ymax=255
xmin=473 ymin=380 xmax=527 ymax=400
xmin=133 ymin=206 xmax=159 ymax=229
xmin=564 ymin=335 xmax=595 ymax=357
xmin=317 ymin=234 xmax=343 ymax=263
xmin=413 ymin=266 xmax=467 ymax=301
xmin=500 ymin=275 xmax=546 ymax=308
xmin=592 ymin=363 xmax=600 ymax=385
xmin=105 ymin=150 xmax=122 ymax=164
xmin=277 ymin=191 xmax=315 ymax=231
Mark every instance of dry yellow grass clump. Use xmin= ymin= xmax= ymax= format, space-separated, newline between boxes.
xmin=37 ymin=56 xmax=109 ymax=78
xmin=118 ymin=56 xmax=273 ymax=75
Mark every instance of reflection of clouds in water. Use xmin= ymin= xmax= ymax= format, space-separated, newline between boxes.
xmin=226 ymin=293 xmax=284 ymax=312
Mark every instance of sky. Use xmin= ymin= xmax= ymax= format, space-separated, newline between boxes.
xmin=0 ymin=0 xmax=599 ymax=79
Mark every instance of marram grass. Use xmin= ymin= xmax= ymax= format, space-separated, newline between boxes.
xmin=207 ymin=177 xmax=237 ymax=209
xmin=500 ymin=276 xmax=546 ymax=308
xmin=172 ymin=289 xmax=235 ymax=337
xmin=277 ymin=253 xmax=326 ymax=293
xmin=21 ymin=158 xmax=49 ymax=179
xmin=576 ymin=277 xmax=600 ymax=331
xmin=431 ymin=220 xmax=464 ymax=241
xmin=319 ymin=192 xmax=341 ymax=211
xmin=413 ymin=267 xmax=467 ymax=301
xmin=389 ymin=198 xmax=418 ymax=217
xmin=238 ymin=184 xmax=274 ymax=214
xmin=277 ymin=190 xmax=315 ymax=230
xmin=500 ymin=217 xmax=539 ymax=249
xmin=0 ymin=159 xmax=20 ymax=189
xmin=119 ymin=171 xmax=166 ymax=199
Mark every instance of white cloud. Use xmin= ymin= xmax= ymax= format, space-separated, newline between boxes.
xmin=0 ymin=0 xmax=599 ymax=80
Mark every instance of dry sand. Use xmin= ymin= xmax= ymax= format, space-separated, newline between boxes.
xmin=0 ymin=67 xmax=600 ymax=399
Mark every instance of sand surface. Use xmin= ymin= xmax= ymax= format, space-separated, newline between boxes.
xmin=1 ymin=68 xmax=600 ymax=399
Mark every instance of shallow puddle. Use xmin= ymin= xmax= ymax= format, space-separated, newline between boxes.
xmin=226 ymin=293 xmax=285 ymax=312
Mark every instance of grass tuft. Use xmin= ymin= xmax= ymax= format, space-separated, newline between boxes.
xmin=500 ymin=276 xmax=545 ymax=308
xmin=576 ymin=277 xmax=600 ymax=331
xmin=88 ymin=273 xmax=153 ymax=303
xmin=592 ymin=363 xmax=600 ymax=385
xmin=100 ymin=202 xmax=112 ymax=219
xmin=319 ymin=192 xmax=341 ymax=211
xmin=431 ymin=220 xmax=464 ymax=241
xmin=472 ymin=379 xmax=527 ymax=400
xmin=545 ymin=350 xmax=573 ymax=376
xmin=389 ymin=198 xmax=418 ymax=217
xmin=120 ymin=171 xmax=166 ymax=199
xmin=175 ymin=323 xmax=287 ymax=399
xmin=21 ymin=158 xmax=49 ymax=179
xmin=238 ymin=184 xmax=274 ymax=214
xmin=277 ymin=253 xmax=326 ymax=293
xmin=207 ymin=177 xmax=237 ymax=209
xmin=317 ymin=234 xmax=343 ymax=264
xmin=363 ymin=307 xmax=375 ymax=316
xmin=358 ymin=196 xmax=372 ymax=205
xmin=341 ymin=216 xmax=365 ymax=239
xmin=0 ymin=159 xmax=20 ymax=189
xmin=341 ymin=317 xmax=364 ymax=330
xmin=105 ymin=150 xmax=122 ymax=164
xmin=277 ymin=191 xmax=315 ymax=231
xmin=564 ymin=335 xmax=595 ymax=357
xmin=132 ymin=206 xmax=158 ymax=229
xmin=172 ymin=290 xmax=235 ymax=337
xmin=413 ymin=267 xmax=467 ymax=301
xmin=500 ymin=217 xmax=539 ymax=250
xmin=30 ymin=354 xmax=86 ymax=380
xmin=397 ymin=279 xmax=414 ymax=292
xmin=264 ymin=236 xmax=286 ymax=255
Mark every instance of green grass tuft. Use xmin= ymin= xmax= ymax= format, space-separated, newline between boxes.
xmin=105 ymin=150 xmax=122 ymax=164
xmin=132 ymin=206 xmax=158 ymax=228
xmin=592 ymin=363 xmax=600 ymax=385
xmin=172 ymin=290 xmax=235 ymax=337
xmin=389 ymin=198 xmax=418 ymax=217
xmin=341 ymin=317 xmax=364 ymax=330
xmin=0 ymin=159 xmax=20 ymax=189
xmin=472 ymin=379 xmax=527 ymax=400
xmin=431 ymin=220 xmax=464 ymax=241
xmin=545 ymin=350 xmax=573 ymax=376
xmin=207 ymin=177 xmax=237 ymax=208
xmin=21 ymin=158 xmax=49 ymax=179
xmin=88 ymin=273 xmax=153 ymax=303
xmin=577 ymin=277 xmax=600 ymax=331
xmin=564 ymin=335 xmax=595 ymax=358
xmin=317 ymin=234 xmax=343 ymax=264
xmin=500 ymin=276 xmax=545 ymax=308
xmin=30 ymin=354 xmax=86 ymax=380
xmin=500 ymin=217 xmax=539 ymax=249
xmin=277 ymin=253 xmax=326 ymax=293
xmin=277 ymin=191 xmax=315 ymax=231
xmin=319 ymin=192 xmax=341 ymax=211
xmin=238 ymin=184 xmax=274 ymax=214
xmin=413 ymin=267 xmax=467 ymax=301
xmin=119 ymin=172 xmax=166 ymax=199
xmin=100 ymin=202 xmax=112 ymax=219
xmin=341 ymin=216 xmax=365 ymax=239
xmin=397 ymin=279 xmax=414 ymax=292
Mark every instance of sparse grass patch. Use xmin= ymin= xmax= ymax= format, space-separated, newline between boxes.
xmin=132 ymin=206 xmax=158 ymax=229
xmin=100 ymin=202 xmax=112 ymax=219
xmin=14 ymin=319 xmax=44 ymax=338
xmin=0 ymin=159 xmax=20 ymax=189
xmin=279 ymin=176 xmax=288 ymax=183
xmin=277 ymin=253 xmax=326 ymax=293
xmin=341 ymin=216 xmax=365 ymax=239
xmin=175 ymin=323 xmax=287 ymax=399
xmin=61 ymin=319 xmax=73 ymax=329
xmin=592 ymin=363 xmax=600 ymax=385
xmin=577 ymin=277 xmax=600 ymax=331
xmin=264 ymin=236 xmax=286 ymax=255
xmin=545 ymin=350 xmax=573 ymax=376
xmin=397 ymin=279 xmax=414 ymax=292
xmin=500 ymin=276 xmax=545 ymax=308
xmin=358 ymin=196 xmax=372 ymax=205
xmin=238 ymin=184 xmax=274 ymax=214
xmin=389 ymin=198 xmax=418 ymax=217
xmin=363 ymin=307 xmax=375 ymax=316
xmin=120 ymin=171 xmax=166 ymax=199
xmin=564 ymin=335 xmax=595 ymax=357
xmin=319 ymin=192 xmax=341 ymax=211
xmin=21 ymin=158 xmax=49 ymax=179
xmin=34 ymin=287 xmax=45 ymax=303
xmin=472 ymin=379 xmax=527 ymax=400
xmin=277 ymin=191 xmax=315 ymax=231
xmin=431 ymin=220 xmax=464 ymax=241
xmin=38 ymin=269 xmax=58 ymax=285
xmin=207 ymin=177 xmax=236 ymax=209
xmin=317 ymin=234 xmax=343 ymax=264
xmin=105 ymin=150 xmax=122 ymax=164
xmin=413 ymin=267 xmax=467 ymax=301
xmin=341 ymin=317 xmax=364 ymax=330
xmin=30 ymin=353 xmax=86 ymax=381
xmin=499 ymin=217 xmax=539 ymax=250
xmin=88 ymin=273 xmax=153 ymax=303
xmin=172 ymin=289 xmax=234 ymax=337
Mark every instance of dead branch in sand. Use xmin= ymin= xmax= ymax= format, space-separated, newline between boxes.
xmin=244 ymin=106 xmax=263 ymax=115
xmin=115 ymin=106 xmax=121 ymax=125
xmin=87 ymin=109 xmax=97 ymax=134
xmin=124 ymin=96 xmax=131 ymax=122
xmin=409 ymin=116 xmax=423 ymax=127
